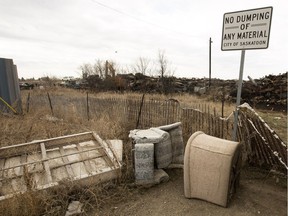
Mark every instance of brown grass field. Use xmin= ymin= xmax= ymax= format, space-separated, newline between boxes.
xmin=0 ymin=88 xmax=286 ymax=215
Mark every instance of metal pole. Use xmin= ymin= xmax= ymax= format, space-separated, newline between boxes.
xmin=232 ymin=50 xmax=246 ymax=141
xmin=209 ymin=37 xmax=212 ymax=87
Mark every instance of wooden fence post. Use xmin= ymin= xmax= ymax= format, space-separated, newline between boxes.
xmin=86 ymin=92 xmax=90 ymax=121
xmin=136 ymin=93 xmax=145 ymax=128
xmin=26 ymin=92 xmax=30 ymax=113
xmin=47 ymin=92 xmax=53 ymax=115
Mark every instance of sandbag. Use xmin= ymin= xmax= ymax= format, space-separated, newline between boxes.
xmin=184 ymin=131 xmax=241 ymax=207
xmin=134 ymin=143 xmax=154 ymax=184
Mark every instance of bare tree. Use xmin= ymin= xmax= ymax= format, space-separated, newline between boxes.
xmin=133 ymin=57 xmax=152 ymax=75
xmin=79 ymin=63 xmax=93 ymax=79
xmin=157 ymin=50 xmax=174 ymax=78
xmin=158 ymin=50 xmax=168 ymax=78
xmin=94 ymin=59 xmax=105 ymax=78
xmin=79 ymin=59 xmax=112 ymax=79
xmin=157 ymin=50 xmax=175 ymax=94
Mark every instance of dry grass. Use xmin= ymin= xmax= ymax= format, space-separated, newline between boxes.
xmin=0 ymin=90 xmax=136 ymax=215
xmin=0 ymin=179 xmax=136 ymax=216
xmin=257 ymin=110 xmax=287 ymax=143
xmin=0 ymin=88 xmax=286 ymax=215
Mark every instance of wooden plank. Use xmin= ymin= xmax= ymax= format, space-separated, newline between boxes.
xmin=252 ymin=118 xmax=280 ymax=166
xmin=0 ymin=131 xmax=93 ymax=150
xmin=201 ymin=104 xmax=204 ymax=132
xmin=92 ymin=133 xmax=121 ymax=169
xmin=0 ymin=154 xmax=106 ymax=181
xmin=59 ymin=146 xmax=75 ymax=178
xmin=40 ymin=143 xmax=53 ymax=184
xmin=76 ymin=143 xmax=93 ymax=174
xmin=0 ymin=132 xmax=94 ymax=158
xmin=0 ymin=158 xmax=4 ymax=179
xmin=208 ymin=106 xmax=211 ymax=135
xmin=1 ymin=146 xmax=104 ymax=172
xmin=241 ymin=115 xmax=262 ymax=165
xmin=225 ymin=119 xmax=229 ymax=139
xmin=246 ymin=118 xmax=274 ymax=166
xmin=19 ymin=154 xmax=27 ymax=176
xmin=106 ymin=140 xmax=123 ymax=163
xmin=262 ymin=121 xmax=286 ymax=163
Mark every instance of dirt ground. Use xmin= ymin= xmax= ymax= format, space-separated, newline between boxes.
xmin=96 ymin=168 xmax=287 ymax=216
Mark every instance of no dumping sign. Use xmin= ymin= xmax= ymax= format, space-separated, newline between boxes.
xmin=221 ymin=7 xmax=273 ymax=51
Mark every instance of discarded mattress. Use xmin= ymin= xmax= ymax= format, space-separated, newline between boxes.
xmin=0 ymin=131 xmax=123 ymax=202
xmin=184 ymin=131 xmax=241 ymax=207
xmin=129 ymin=128 xmax=172 ymax=168
xmin=157 ymin=122 xmax=184 ymax=164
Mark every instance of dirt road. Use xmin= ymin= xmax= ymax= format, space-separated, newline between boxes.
xmin=97 ymin=168 xmax=287 ymax=216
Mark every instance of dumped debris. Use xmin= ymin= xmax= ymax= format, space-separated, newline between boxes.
xmin=65 ymin=201 xmax=83 ymax=216
xmin=85 ymin=72 xmax=287 ymax=110
xmin=129 ymin=122 xmax=184 ymax=186
xmin=238 ymin=103 xmax=287 ymax=171
xmin=130 ymin=128 xmax=172 ymax=168
xmin=0 ymin=131 xmax=123 ymax=202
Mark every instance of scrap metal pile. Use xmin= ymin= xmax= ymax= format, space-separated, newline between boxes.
xmin=228 ymin=72 xmax=287 ymax=109
xmin=106 ymin=72 xmax=287 ymax=110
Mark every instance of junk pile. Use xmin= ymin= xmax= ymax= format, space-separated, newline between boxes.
xmin=0 ymin=132 xmax=123 ymax=202
xmin=212 ymin=72 xmax=287 ymax=110
xmin=129 ymin=122 xmax=184 ymax=185
xmin=1 ymin=123 xmax=242 ymax=208
xmin=130 ymin=122 xmax=242 ymax=207
xmin=87 ymin=72 xmax=287 ymax=111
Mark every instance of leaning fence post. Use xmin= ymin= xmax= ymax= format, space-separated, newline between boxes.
xmin=47 ymin=92 xmax=53 ymax=115
xmin=136 ymin=93 xmax=145 ymax=128
xmin=86 ymin=92 xmax=90 ymax=121
xmin=26 ymin=92 xmax=30 ymax=113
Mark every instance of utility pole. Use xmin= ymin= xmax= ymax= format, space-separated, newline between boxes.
xmin=209 ymin=37 xmax=212 ymax=87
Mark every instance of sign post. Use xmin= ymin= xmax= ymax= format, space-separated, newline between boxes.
xmin=232 ymin=50 xmax=245 ymax=140
xmin=221 ymin=6 xmax=273 ymax=140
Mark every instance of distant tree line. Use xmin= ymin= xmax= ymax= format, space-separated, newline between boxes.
xmin=78 ymin=50 xmax=176 ymax=94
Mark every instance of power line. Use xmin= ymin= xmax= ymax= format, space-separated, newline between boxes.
xmin=90 ymin=0 xmax=197 ymax=38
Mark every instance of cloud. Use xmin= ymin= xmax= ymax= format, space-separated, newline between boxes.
xmin=0 ymin=0 xmax=287 ymax=79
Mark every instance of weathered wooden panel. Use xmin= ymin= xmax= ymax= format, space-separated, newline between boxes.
xmin=0 ymin=132 xmax=123 ymax=202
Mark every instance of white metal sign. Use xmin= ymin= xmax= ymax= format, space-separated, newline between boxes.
xmin=221 ymin=7 xmax=273 ymax=51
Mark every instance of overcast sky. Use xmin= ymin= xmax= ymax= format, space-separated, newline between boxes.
xmin=0 ymin=0 xmax=287 ymax=80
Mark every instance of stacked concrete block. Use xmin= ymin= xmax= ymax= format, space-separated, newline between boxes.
xmin=184 ymin=131 xmax=241 ymax=207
